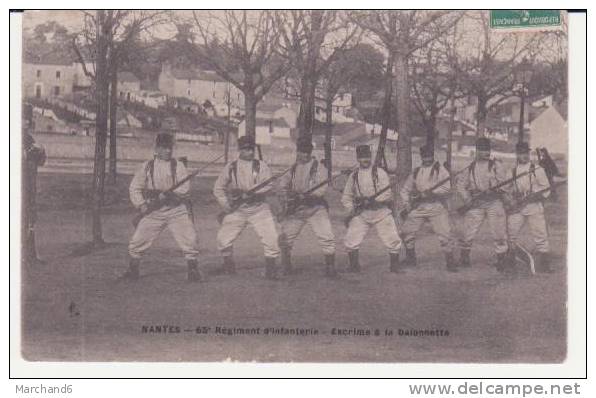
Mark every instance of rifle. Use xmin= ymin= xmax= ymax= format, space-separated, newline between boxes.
xmin=399 ymin=163 xmax=471 ymax=219
xmin=216 ymin=166 xmax=293 ymax=224
xmin=455 ymin=166 xmax=543 ymax=214
xmin=344 ymin=183 xmax=393 ymax=227
xmin=132 ymin=154 xmax=224 ymax=227
xmin=505 ymin=179 xmax=567 ymax=214
xmin=283 ymin=167 xmax=356 ymax=217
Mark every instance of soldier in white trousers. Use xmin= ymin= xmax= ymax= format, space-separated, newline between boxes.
xmin=213 ymin=136 xmax=280 ymax=279
xmin=124 ymin=133 xmax=200 ymax=282
xmin=456 ymin=137 xmax=510 ymax=272
xmin=342 ymin=145 xmax=402 ymax=273
xmin=400 ymin=144 xmax=457 ymax=272
xmin=278 ymin=137 xmax=336 ymax=277
xmin=505 ymin=142 xmax=553 ymax=273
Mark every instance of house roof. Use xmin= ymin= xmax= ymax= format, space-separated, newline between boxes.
xmin=170 ymin=68 xmax=233 ymax=83
xmin=255 ymin=117 xmax=290 ymax=128
xmin=175 ymin=97 xmax=199 ymax=106
xmin=24 ymin=50 xmax=74 ymax=66
xmin=118 ymin=71 xmax=140 ymax=83
xmin=257 ymin=103 xmax=286 ymax=113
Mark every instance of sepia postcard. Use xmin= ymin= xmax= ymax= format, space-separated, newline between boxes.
xmin=10 ymin=9 xmax=585 ymax=378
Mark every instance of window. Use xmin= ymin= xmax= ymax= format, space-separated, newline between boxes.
xmin=56 ymin=70 xmax=61 ymax=79
xmin=36 ymin=70 xmax=41 ymax=78
xmin=53 ymin=86 xmax=60 ymax=96
xmin=35 ymin=85 xmax=42 ymax=98
xmin=187 ymin=89 xmax=191 ymax=96
xmin=213 ymin=91 xmax=216 ymax=99
xmin=269 ymin=121 xmax=273 ymax=133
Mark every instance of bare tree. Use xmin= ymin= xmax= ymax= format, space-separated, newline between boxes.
xmin=191 ymin=10 xmax=290 ymax=138
xmin=455 ymin=11 xmax=541 ymax=137
xmin=410 ymin=28 xmax=464 ymax=147
xmin=73 ymin=11 xmax=168 ymax=245
xmin=318 ymin=44 xmax=382 ymax=177
xmin=278 ymin=10 xmax=359 ymax=141
xmin=352 ymin=10 xmax=461 ymax=182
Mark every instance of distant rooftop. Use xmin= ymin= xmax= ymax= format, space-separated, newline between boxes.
xmin=118 ymin=71 xmax=140 ymax=83
xmin=24 ymin=50 xmax=74 ymax=66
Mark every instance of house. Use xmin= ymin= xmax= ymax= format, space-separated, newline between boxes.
xmin=116 ymin=110 xmax=143 ymax=129
xmin=73 ymin=62 xmax=95 ymax=88
xmin=158 ymin=63 xmax=244 ymax=109
xmin=176 ymin=127 xmax=219 ymax=144
xmin=238 ymin=117 xmax=292 ymax=147
xmin=131 ymin=90 xmax=167 ymax=109
xmin=311 ymin=122 xmax=371 ymax=151
xmin=118 ymin=72 xmax=141 ymax=101
xmin=527 ymin=105 xmax=567 ymax=158
xmin=256 ymin=103 xmax=298 ymax=129
xmin=23 ymin=52 xmax=76 ymax=99
xmin=172 ymin=97 xmax=202 ymax=114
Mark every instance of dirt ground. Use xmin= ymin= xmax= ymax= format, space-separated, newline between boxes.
xmin=21 ymin=172 xmax=567 ymax=363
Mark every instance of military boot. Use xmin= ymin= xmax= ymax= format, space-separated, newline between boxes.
xmin=536 ymin=252 xmax=555 ymax=273
xmin=496 ymin=252 xmax=515 ymax=274
xmin=210 ymin=255 xmax=236 ymax=276
xmin=459 ymin=248 xmax=471 ymax=268
xmin=402 ymin=248 xmax=417 ymax=268
xmin=264 ymin=257 xmax=279 ymax=280
xmin=347 ymin=250 xmax=361 ymax=273
xmin=324 ymin=254 xmax=337 ymax=278
xmin=187 ymin=259 xmax=202 ymax=282
xmin=281 ymin=247 xmax=296 ymax=275
xmin=389 ymin=252 xmax=405 ymax=273
xmin=445 ymin=251 xmax=458 ymax=272
xmin=120 ymin=257 xmax=140 ymax=281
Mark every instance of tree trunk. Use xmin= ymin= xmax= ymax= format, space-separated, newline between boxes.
xmin=298 ymin=74 xmax=317 ymax=141
xmin=446 ymin=97 xmax=456 ymax=173
xmin=374 ymin=52 xmax=394 ymax=167
xmin=476 ymin=96 xmax=488 ymax=137
xmin=425 ymin=113 xmax=437 ymax=147
xmin=324 ymin=95 xmax=334 ymax=180
xmin=243 ymin=91 xmax=257 ymax=139
xmin=91 ymin=10 xmax=109 ymax=245
xmin=108 ymin=66 xmax=118 ymax=184
xmin=394 ymin=53 xmax=412 ymax=185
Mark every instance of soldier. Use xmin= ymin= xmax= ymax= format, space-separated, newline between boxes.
xmin=400 ymin=144 xmax=457 ymax=272
xmin=278 ymin=137 xmax=336 ymax=277
xmin=456 ymin=137 xmax=510 ymax=272
xmin=213 ymin=135 xmax=281 ymax=279
xmin=123 ymin=133 xmax=201 ymax=282
xmin=342 ymin=145 xmax=403 ymax=273
xmin=23 ymin=132 xmax=47 ymax=265
xmin=505 ymin=142 xmax=553 ymax=273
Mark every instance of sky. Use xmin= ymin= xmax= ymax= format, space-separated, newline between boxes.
xmin=21 ymin=10 xmax=567 ymax=63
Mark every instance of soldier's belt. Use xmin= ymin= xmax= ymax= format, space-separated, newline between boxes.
xmin=356 ymin=200 xmax=391 ymax=211
xmin=230 ymin=192 xmax=267 ymax=206
xmin=295 ymin=196 xmax=327 ymax=208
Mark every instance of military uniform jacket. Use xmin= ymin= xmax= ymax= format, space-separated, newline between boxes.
xmin=456 ymin=159 xmax=505 ymax=203
xmin=342 ymin=166 xmax=392 ymax=214
xmin=129 ymin=158 xmax=190 ymax=209
xmin=213 ymin=158 xmax=273 ymax=209
xmin=507 ymin=162 xmax=550 ymax=215
xmin=400 ymin=161 xmax=450 ymax=215
xmin=279 ymin=158 xmax=328 ymax=196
